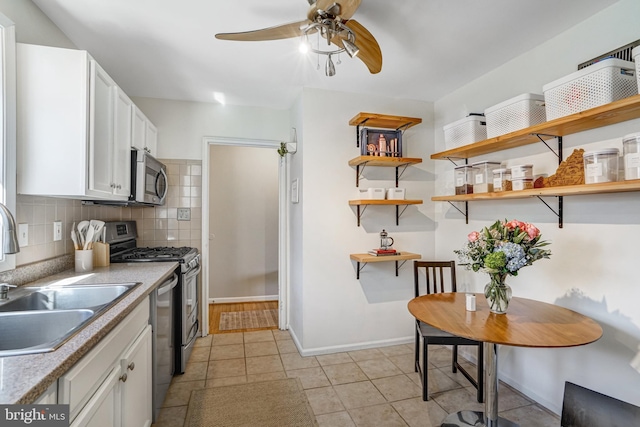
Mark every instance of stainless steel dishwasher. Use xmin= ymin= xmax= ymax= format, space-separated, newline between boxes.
xmin=149 ymin=270 xmax=179 ymax=421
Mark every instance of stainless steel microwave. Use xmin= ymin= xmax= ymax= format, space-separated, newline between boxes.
xmin=132 ymin=149 xmax=168 ymax=205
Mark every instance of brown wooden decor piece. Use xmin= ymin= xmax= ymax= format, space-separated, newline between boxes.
xmin=539 ymin=148 xmax=586 ymax=188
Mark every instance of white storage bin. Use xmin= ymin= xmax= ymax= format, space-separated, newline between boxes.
xmin=583 ymin=148 xmax=619 ymax=184
xmin=357 ymin=188 xmax=386 ymax=200
xmin=386 ymin=188 xmax=406 ymax=200
xmin=543 ymin=58 xmax=637 ymax=121
xmin=634 ymin=46 xmax=640 ymax=94
xmin=484 ymin=93 xmax=546 ymax=138
xmin=443 ymin=115 xmax=486 ymax=149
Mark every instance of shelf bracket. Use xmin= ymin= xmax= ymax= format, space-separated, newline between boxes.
xmin=395 ymin=260 xmax=409 ymax=276
xmin=396 ymin=204 xmax=411 ymax=225
xmin=356 ymin=205 xmax=369 ymax=227
xmin=533 ymin=134 xmax=563 ymax=161
xmin=536 ymin=195 xmax=564 ymax=228
xmin=355 ymin=119 xmax=370 ymax=148
xmin=396 ymin=164 xmax=410 ymax=187
xmin=447 ymin=201 xmax=469 ymax=224
xmin=355 ymin=261 xmax=367 ymax=279
xmin=355 ymin=163 xmax=369 ymax=187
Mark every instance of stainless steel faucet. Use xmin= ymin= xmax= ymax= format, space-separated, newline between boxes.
xmin=0 ymin=202 xmax=19 ymax=254
xmin=0 ymin=283 xmax=16 ymax=300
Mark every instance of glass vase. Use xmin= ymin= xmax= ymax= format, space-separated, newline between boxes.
xmin=484 ymin=275 xmax=512 ymax=314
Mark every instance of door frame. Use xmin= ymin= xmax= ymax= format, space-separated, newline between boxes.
xmin=201 ymin=136 xmax=290 ymax=335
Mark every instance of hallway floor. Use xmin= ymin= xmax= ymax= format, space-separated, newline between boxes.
xmin=152 ymin=330 xmax=560 ymax=426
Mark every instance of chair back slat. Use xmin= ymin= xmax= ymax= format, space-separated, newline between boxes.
xmin=414 ymin=261 xmax=457 ymax=297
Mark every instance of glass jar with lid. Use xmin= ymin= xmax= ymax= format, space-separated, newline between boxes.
xmin=492 ymin=168 xmax=512 ymax=192
xmin=623 ymin=132 xmax=640 ymax=180
xmin=471 ymin=161 xmax=501 ymax=193
xmin=454 ymin=165 xmax=475 ymax=195
xmin=583 ymin=148 xmax=619 ymax=184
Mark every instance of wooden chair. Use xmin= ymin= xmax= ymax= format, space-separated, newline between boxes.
xmin=413 ymin=260 xmax=483 ymax=402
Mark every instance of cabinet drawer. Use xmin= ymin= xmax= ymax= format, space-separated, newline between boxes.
xmin=59 ymin=298 xmax=149 ymax=421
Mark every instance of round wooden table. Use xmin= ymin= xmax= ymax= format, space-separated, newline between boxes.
xmin=408 ymin=293 xmax=603 ymax=427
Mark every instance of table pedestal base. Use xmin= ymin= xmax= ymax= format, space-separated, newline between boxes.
xmin=441 ymin=410 xmax=519 ymax=427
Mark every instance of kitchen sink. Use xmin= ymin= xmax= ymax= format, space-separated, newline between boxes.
xmin=0 ymin=309 xmax=95 ymax=357
xmin=0 ymin=284 xmax=139 ymax=312
xmin=0 ymin=282 xmax=141 ymax=357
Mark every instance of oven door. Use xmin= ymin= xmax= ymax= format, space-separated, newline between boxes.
xmin=134 ymin=150 xmax=168 ymax=205
xmin=178 ymin=263 xmax=201 ymax=373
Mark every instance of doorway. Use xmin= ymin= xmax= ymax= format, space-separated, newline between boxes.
xmin=201 ymin=137 xmax=290 ymax=336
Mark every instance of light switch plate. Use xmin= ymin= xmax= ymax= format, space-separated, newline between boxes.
xmin=53 ymin=221 xmax=62 ymax=241
xmin=18 ymin=223 xmax=28 ymax=247
xmin=177 ymin=208 xmax=191 ymax=221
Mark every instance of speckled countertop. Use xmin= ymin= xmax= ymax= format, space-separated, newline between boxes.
xmin=0 ymin=262 xmax=179 ymax=404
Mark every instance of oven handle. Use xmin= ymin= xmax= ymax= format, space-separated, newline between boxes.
xmin=184 ymin=264 xmax=201 ymax=281
xmin=158 ymin=272 xmax=179 ymax=296
xmin=185 ymin=319 xmax=199 ymax=348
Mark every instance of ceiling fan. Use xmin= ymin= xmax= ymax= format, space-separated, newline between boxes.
xmin=215 ymin=0 xmax=382 ymax=76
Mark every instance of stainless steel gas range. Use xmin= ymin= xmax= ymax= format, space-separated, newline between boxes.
xmin=104 ymin=221 xmax=200 ymax=413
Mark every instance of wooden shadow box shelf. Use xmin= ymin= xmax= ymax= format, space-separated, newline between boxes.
xmin=348 ymin=199 xmax=423 ymax=226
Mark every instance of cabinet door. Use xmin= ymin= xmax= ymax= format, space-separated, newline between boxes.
xmin=145 ymin=121 xmax=158 ymax=156
xmin=131 ymin=106 xmax=146 ymax=152
xmin=88 ymin=60 xmax=116 ymax=196
xmin=113 ymin=88 xmax=132 ymax=199
xmin=71 ymin=366 xmax=121 ymax=427
xmin=121 ymin=325 xmax=152 ymax=427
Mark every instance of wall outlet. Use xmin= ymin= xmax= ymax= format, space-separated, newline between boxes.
xmin=53 ymin=221 xmax=62 ymax=241
xmin=18 ymin=223 xmax=28 ymax=247
xmin=177 ymin=208 xmax=191 ymax=221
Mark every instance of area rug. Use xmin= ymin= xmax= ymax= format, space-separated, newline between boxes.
xmin=218 ymin=309 xmax=278 ymax=331
xmin=185 ymin=378 xmax=317 ymax=427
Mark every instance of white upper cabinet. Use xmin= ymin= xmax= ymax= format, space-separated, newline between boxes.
xmin=131 ymin=105 xmax=157 ymax=156
xmin=17 ymin=43 xmax=151 ymax=201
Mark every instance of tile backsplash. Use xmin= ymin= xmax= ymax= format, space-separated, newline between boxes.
xmin=13 ymin=158 xmax=202 ymax=268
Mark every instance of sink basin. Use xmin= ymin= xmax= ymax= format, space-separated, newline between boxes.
xmin=0 ymin=282 xmax=141 ymax=357
xmin=0 ymin=310 xmax=95 ymax=357
xmin=0 ymin=284 xmax=138 ymax=312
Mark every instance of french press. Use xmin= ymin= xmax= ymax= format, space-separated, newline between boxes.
xmin=379 ymin=229 xmax=394 ymax=250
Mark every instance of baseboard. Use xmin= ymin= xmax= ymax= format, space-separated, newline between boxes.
xmin=287 ymin=329 xmax=413 ymax=357
xmin=209 ymin=295 xmax=278 ymax=304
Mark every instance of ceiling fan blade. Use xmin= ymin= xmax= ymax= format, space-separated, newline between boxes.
xmin=341 ymin=19 xmax=382 ymax=74
xmin=309 ymin=0 xmax=362 ymax=21
xmin=215 ymin=20 xmax=309 ymax=41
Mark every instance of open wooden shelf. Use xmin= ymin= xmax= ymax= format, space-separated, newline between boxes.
xmin=349 ymin=199 xmax=423 ymax=206
xmin=349 ymin=113 xmax=422 ymax=130
xmin=348 ymin=156 xmax=422 ymax=167
xmin=350 ymin=252 xmax=421 ymax=279
xmin=431 ymin=94 xmax=640 ymax=160
xmin=432 ymin=180 xmax=640 ymax=202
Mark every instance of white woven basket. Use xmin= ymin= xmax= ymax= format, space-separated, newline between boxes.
xmin=443 ymin=115 xmax=486 ymax=149
xmin=484 ymin=93 xmax=546 ymax=138
xmin=543 ymin=58 xmax=637 ymax=121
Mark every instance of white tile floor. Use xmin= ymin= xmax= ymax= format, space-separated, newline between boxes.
xmin=152 ymin=330 xmax=560 ymax=427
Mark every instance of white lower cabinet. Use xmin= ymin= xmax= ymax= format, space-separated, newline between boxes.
xmin=59 ymin=299 xmax=152 ymax=427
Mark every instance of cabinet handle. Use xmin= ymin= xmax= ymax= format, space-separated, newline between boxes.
xmin=116 ymin=184 xmax=122 ymax=189
xmin=110 ymin=183 xmax=116 ymax=188
xmin=119 ymin=373 xmax=128 ymax=383
xmin=127 ymin=362 xmax=135 ymax=371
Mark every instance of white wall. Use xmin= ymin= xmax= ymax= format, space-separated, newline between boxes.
xmin=0 ymin=0 xmax=75 ymax=49
xmin=209 ymin=144 xmax=279 ymax=300
xmin=289 ymin=87 xmax=434 ymax=353
xmin=132 ymin=97 xmax=291 ymax=160
xmin=434 ymin=0 xmax=640 ymax=414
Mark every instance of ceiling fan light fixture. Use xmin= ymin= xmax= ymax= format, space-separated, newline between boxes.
xmin=343 ymin=39 xmax=360 ymax=58
xmin=325 ymin=54 xmax=336 ymax=77
xmin=299 ymin=38 xmax=310 ymax=54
